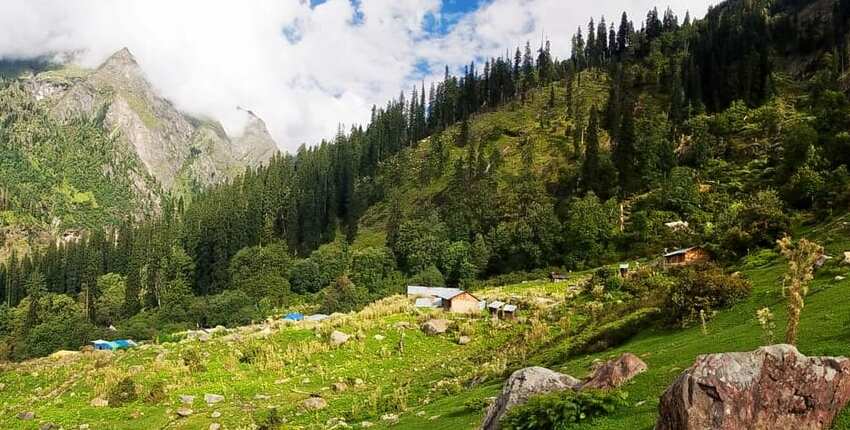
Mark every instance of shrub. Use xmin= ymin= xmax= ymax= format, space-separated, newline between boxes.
xmin=620 ymin=268 xmax=674 ymax=298
xmin=665 ymin=263 xmax=751 ymax=327
xmin=107 ymin=377 xmax=137 ymax=407
xmin=181 ymin=348 xmax=205 ymax=372
xmin=568 ymin=307 xmax=661 ymax=356
xmin=205 ymin=289 xmax=256 ymax=327
xmin=144 ymin=380 xmax=166 ymax=404
xmin=254 ymin=407 xmax=284 ymax=430
xmin=501 ymin=389 xmax=629 ymax=430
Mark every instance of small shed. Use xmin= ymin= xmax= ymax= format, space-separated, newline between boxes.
xmin=501 ymin=304 xmax=518 ymax=320
xmin=487 ymin=301 xmax=505 ymax=317
xmin=443 ymin=291 xmax=481 ymax=314
xmin=549 ymin=272 xmax=568 ymax=283
xmin=619 ymin=263 xmax=630 ymax=277
xmin=283 ymin=312 xmax=304 ymax=321
xmin=664 ymin=246 xmax=710 ymax=266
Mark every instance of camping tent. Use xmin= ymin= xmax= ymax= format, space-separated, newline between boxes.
xmin=283 ymin=312 xmax=304 ymax=321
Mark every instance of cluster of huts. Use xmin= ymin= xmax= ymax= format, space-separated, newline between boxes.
xmin=407 ymin=286 xmax=517 ymax=320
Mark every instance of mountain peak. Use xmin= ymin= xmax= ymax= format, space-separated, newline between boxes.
xmin=101 ymin=47 xmax=138 ymax=69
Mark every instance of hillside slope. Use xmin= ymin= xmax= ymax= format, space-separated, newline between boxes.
xmin=2 ymin=217 xmax=849 ymax=430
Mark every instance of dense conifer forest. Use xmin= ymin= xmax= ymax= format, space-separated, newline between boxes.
xmin=3 ymin=0 xmax=850 ymax=361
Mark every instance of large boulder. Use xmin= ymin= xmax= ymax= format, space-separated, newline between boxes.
xmin=302 ymin=396 xmax=328 ymax=411
xmin=656 ymin=344 xmax=850 ymax=430
xmin=421 ymin=319 xmax=451 ymax=335
xmin=329 ymin=330 xmax=351 ymax=346
xmin=582 ymin=353 xmax=647 ymax=390
xmin=480 ymin=367 xmax=581 ymax=430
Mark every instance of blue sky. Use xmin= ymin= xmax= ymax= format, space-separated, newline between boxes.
xmin=0 ymin=0 xmax=713 ymax=151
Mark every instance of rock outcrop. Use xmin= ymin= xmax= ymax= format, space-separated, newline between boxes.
xmin=656 ymin=344 xmax=850 ymax=430
xmin=421 ymin=319 xmax=451 ymax=335
xmin=480 ymin=367 xmax=581 ymax=430
xmin=582 ymin=353 xmax=647 ymax=390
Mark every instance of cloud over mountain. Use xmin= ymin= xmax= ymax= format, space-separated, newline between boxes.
xmin=0 ymin=0 xmax=710 ymax=152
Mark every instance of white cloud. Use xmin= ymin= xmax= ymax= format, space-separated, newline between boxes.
xmin=0 ymin=0 xmax=712 ymax=152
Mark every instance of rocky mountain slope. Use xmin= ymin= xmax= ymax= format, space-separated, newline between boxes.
xmin=0 ymin=48 xmax=279 ymax=259
xmin=23 ymin=47 xmax=278 ymax=190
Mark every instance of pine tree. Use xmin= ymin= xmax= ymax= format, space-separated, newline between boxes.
xmin=613 ymin=99 xmax=638 ymax=195
xmin=582 ymin=107 xmax=601 ymax=193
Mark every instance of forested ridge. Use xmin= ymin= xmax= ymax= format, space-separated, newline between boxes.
xmin=3 ymin=0 xmax=850 ymax=360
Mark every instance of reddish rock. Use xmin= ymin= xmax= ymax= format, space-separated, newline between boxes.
xmin=656 ymin=344 xmax=850 ymax=430
xmin=582 ymin=353 xmax=648 ymax=390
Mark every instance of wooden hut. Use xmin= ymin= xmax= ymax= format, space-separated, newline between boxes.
xmin=663 ymin=246 xmax=710 ymax=266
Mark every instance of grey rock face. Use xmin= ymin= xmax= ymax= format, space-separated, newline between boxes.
xmin=480 ymin=367 xmax=581 ymax=430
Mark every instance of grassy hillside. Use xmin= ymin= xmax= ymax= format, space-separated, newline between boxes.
xmin=1 ymin=215 xmax=849 ymax=429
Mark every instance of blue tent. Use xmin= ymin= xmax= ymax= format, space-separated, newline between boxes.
xmin=91 ymin=339 xmax=137 ymax=351
xmin=283 ymin=312 xmax=304 ymax=321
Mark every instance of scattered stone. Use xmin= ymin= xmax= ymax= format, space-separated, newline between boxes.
xmin=355 ymin=331 xmax=366 ymax=340
xmin=374 ymin=334 xmax=385 ymax=341
xmin=39 ymin=423 xmax=58 ymax=430
xmin=209 ymin=424 xmax=221 ymax=430
xmin=17 ymin=411 xmax=35 ymax=420
xmin=90 ymin=398 xmax=108 ymax=407
xmin=254 ymin=394 xmax=270 ymax=400
xmin=354 ymin=378 xmax=365 ymax=386
xmin=481 ymin=367 xmax=581 ymax=430
xmin=843 ymin=251 xmax=850 ymax=265
xmin=330 ymin=330 xmax=351 ymax=346
xmin=421 ymin=319 xmax=451 ymax=335
xmin=415 ymin=411 xmax=426 ymax=416
xmin=360 ymin=421 xmax=374 ymax=428
xmin=176 ymin=408 xmax=193 ymax=418
xmin=332 ymin=382 xmax=348 ymax=392
xmin=393 ymin=321 xmax=411 ymax=329
xmin=179 ymin=394 xmax=195 ymax=404
xmin=0 ymin=383 xmax=5 ymax=390
xmin=457 ymin=335 xmax=471 ymax=345
xmin=302 ymin=377 xmax=311 ymax=384
xmin=302 ymin=396 xmax=328 ymax=411
xmin=836 ymin=275 xmax=846 ymax=281
xmin=79 ymin=425 xmax=90 ymax=430
xmin=211 ymin=411 xmax=221 ymax=418
xmin=204 ymin=393 xmax=224 ymax=404
xmin=326 ymin=417 xmax=349 ymax=428
xmin=582 ymin=353 xmax=648 ymax=390
xmin=656 ymin=344 xmax=850 ymax=430
xmin=381 ymin=413 xmax=399 ymax=423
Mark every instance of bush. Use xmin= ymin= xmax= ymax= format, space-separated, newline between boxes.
xmin=107 ymin=377 xmax=137 ymax=407
xmin=204 ymin=290 xmax=256 ymax=327
xmin=181 ymin=348 xmax=205 ymax=372
xmin=665 ymin=263 xmax=751 ymax=327
xmin=620 ymin=267 xmax=675 ymax=298
xmin=501 ymin=389 xmax=629 ymax=430
xmin=568 ymin=307 xmax=661 ymax=357
xmin=254 ymin=407 xmax=284 ymax=430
